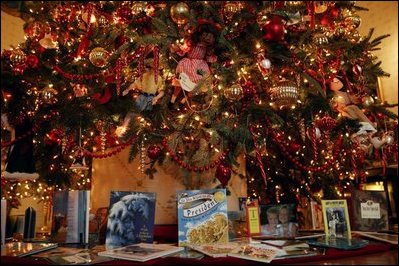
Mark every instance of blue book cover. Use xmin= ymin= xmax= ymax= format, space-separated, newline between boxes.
xmin=105 ymin=191 xmax=156 ymax=250
xmin=177 ymin=189 xmax=228 ymax=246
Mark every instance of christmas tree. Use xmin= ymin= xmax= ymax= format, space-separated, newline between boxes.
xmin=1 ymin=1 xmax=398 ymax=207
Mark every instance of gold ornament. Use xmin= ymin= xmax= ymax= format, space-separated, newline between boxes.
xmin=345 ymin=15 xmax=361 ymax=29
xmin=270 ymin=80 xmax=299 ymax=108
xmin=132 ymin=2 xmax=147 ymax=15
xmin=314 ymin=2 xmax=328 ymax=13
xmin=41 ymin=85 xmax=58 ymax=104
xmin=89 ymin=47 xmax=110 ymax=68
xmin=39 ymin=33 xmax=58 ymax=49
xmin=313 ymin=33 xmax=329 ymax=45
xmin=10 ymin=49 xmax=26 ymax=64
xmin=170 ymin=2 xmax=190 ymax=26
xmin=98 ymin=15 xmax=108 ymax=27
xmin=362 ymin=96 xmax=374 ymax=106
xmin=224 ymin=83 xmax=243 ymax=101
xmin=224 ymin=2 xmax=240 ymax=20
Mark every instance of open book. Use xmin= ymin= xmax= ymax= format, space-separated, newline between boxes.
xmin=98 ymin=243 xmax=184 ymax=262
xmin=1 ymin=242 xmax=58 ymax=257
xmin=188 ymin=242 xmax=241 ymax=258
xmin=227 ymin=244 xmax=279 ymax=263
xmin=352 ymin=231 xmax=398 ymax=245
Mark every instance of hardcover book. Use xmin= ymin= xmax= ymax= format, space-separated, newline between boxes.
xmin=1 ymin=242 xmax=58 ymax=257
xmin=246 ymin=200 xmax=261 ymax=236
xmin=350 ymin=189 xmax=389 ymax=232
xmin=51 ymin=190 xmax=90 ymax=244
xmin=188 ymin=242 xmax=241 ymax=258
xmin=352 ymin=231 xmax=398 ymax=245
xmin=227 ymin=243 xmax=279 ymax=263
xmin=105 ymin=191 xmax=156 ymax=250
xmin=98 ymin=243 xmax=184 ymax=262
xmin=177 ymin=189 xmax=228 ymax=246
xmin=321 ymin=199 xmax=351 ymax=239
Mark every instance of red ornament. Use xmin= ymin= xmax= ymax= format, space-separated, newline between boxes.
xmin=26 ymin=55 xmax=39 ymax=68
xmin=289 ymin=142 xmax=301 ymax=153
xmin=329 ymin=7 xmax=340 ymax=18
xmin=147 ymin=145 xmax=162 ymax=160
xmin=320 ymin=15 xmax=330 ymax=26
xmin=215 ymin=163 xmax=231 ymax=187
xmin=376 ymin=113 xmax=386 ymax=120
xmin=263 ymin=16 xmax=285 ymax=42
xmin=116 ymin=7 xmax=133 ymax=24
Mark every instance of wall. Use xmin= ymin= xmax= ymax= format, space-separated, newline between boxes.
xmin=358 ymin=1 xmax=398 ymax=114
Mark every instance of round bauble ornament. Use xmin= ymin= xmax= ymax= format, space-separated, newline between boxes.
xmin=215 ymin=163 xmax=231 ymax=187
xmin=132 ymin=2 xmax=147 ymax=15
xmin=270 ymin=80 xmax=299 ymax=108
xmin=316 ymin=115 xmax=337 ymax=132
xmin=26 ymin=54 xmax=39 ymax=68
xmin=224 ymin=1 xmax=240 ymax=20
xmin=289 ymin=142 xmax=301 ymax=153
xmin=116 ymin=6 xmax=133 ymax=24
xmin=329 ymin=77 xmax=344 ymax=91
xmin=147 ymin=145 xmax=162 ymax=160
xmin=260 ymin=58 xmax=272 ymax=69
xmin=170 ymin=2 xmax=190 ymax=26
xmin=89 ymin=47 xmax=110 ymax=68
xmin=98 ymin=15 xmax=109 ymax=27
xmin=313 ymin=33 xmax=328 ymax=45
xmin=224 ymin=83 xmax=243 ymax=101
xmin=314 ymin=2 xmax=328 ymax=13
xmin=345 ymin=15 xmax=361 ymax=29
xmin=10 ymin=49 xmax=26 ymax=65
xmin=263 ymin=16 xmax=285 ymax=42
xmin=41 ymin=85 xmax=58 ymax=105
xmin=384 ymin=135 xmax=394 ymax=145
xmin=362 ymin=96 xmax=374 ymax=106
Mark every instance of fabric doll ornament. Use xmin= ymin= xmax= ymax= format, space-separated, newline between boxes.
xmin=116 ymin=63 xmax=164 ymax=137
xmin=329 ymin=77 xmax=376 ymax=135
xmin=1 ymin=113 xmax=38 ymax=180
xmin=170 ymin=21 xmax=220 ymax=105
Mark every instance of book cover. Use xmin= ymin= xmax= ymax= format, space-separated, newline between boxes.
xmin=307 ymin=237 xmax=369 ymax=250
xmin=0 ymin=242 xmax=58 ymax=257
xmin=105 ymin=191 xmax=156 ymax=250
xmin=227 ymin=243 xmax=279 ymax=263
xmin=321 ymin=199 xmax=351 ymax=239
xmin=51 ymin=190 xmax=90 ymax=244
xmin=350 ymin=189 xmax=389 ymax=232
xmin=259 ymin=203 xmax=298 ymax=238
xmin=45 ymin=245 xmax=114 ymax=265
xmin=352 ymin=231 xmax=398 ymax=245
xmin=188 ymin=242 xmax=241 ymax=258
xmin=310 ymin=200 xmax=324 ymax=230
xmin=246 ymin=200 xmax=261 ymax=236
xmin=177 ymin=189 xmax=228 ymax=246
xmin=98 ymin=243 xmax=184 ymax=262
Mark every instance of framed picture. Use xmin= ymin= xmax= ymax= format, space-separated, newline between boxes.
xmin=321 ymin=200 xmax=351 ymax=239
xmin=259 ymin=203 xmax=298 ymax=238
xmin=238 ymin=197 xmax=247 ymax=211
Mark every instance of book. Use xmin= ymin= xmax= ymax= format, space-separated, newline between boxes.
xmin=310 ymin=200 xmax=324 ymax=230
xmin=246 ymin=200 xmax=261 ymax=236
xmin=352 ymin=231 xmax=398 ymax=245
xmin=51 ymin=190 xmax=90 ymax=244
xmin=227 ymin=243 xmax=279 ymax=263
xmin=228 ymin=211 xmax=247 ymax=240
xmin=260 ymin=239 xmax=309 ymax=250
xmin=188 ymin=242 xmax=241 ymax=257
xmin=307 ymin=237 xmax=369 ymax=250
xmin=259 ymin=203 xmax=298 ymax=238
xmin=1 ymin=199 xmax=5 ymax=245
xmin=44 ymin=245 xmax=114 ymax=265
xmin=98 ymin=243 xmax=184 ymax=262
xmin=105 ymin=191 xmax=156 ymax=250
xmin=0 ymin=242 xmax=58 ymax=257
xmin=251 ymin=231 xmax=325 ymax=241
xmin=177 ymin=189 xmax=228 ymax=246
xmin=321 ymin=199 xmax=351 ymax=239
xmin=350 ymin=189 xmax=389 ymax=232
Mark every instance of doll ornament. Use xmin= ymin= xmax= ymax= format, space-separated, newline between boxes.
xmin=115 ymin=64 xmax=164 ymax=137
xmin=170 ymin=22 xmax=220 ymax=105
